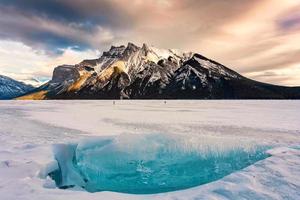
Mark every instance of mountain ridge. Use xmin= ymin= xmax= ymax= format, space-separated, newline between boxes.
xmin=16 ymin=42 xmax=300 ymax=100
xmin=0 ymin=75 xmax=35 ymax=99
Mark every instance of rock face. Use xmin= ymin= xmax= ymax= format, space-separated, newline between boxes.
xmin=0 ymin=75 xmax=34 ymax=99
xmin=51 ymin=65 xmax=80 ymax=83
xmin=18 ymin=43 xmax=300 ymax=100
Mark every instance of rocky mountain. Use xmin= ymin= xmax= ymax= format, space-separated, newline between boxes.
xmin=0 ymin=75 xmax=35 ymax=99
xmin=18 ymin=43 xmax=300 ymax=100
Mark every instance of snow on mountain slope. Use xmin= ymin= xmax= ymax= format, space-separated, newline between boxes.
xmin=0 ymin=75 xmax=34 ymax=99
xmin=0 ymin=101 xmax=300 ymax=200
xmin=17 ymin=43 xmax=300 ymax=100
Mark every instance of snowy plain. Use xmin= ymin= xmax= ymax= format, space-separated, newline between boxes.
xmin=0 ymin=100 xmax=299 ymax=200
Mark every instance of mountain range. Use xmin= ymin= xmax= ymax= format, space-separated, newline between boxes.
xmin=0 ymin=75 xmax=34 ymax=99
xmin=5 ymin=43 xmax=300 ymax=100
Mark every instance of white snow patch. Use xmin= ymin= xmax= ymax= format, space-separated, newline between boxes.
xmin=0 ymin=101 xmax=299 ymax=200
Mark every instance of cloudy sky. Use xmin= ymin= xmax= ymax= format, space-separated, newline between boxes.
xmin=0 ymin=0 xmax=299 ymax=85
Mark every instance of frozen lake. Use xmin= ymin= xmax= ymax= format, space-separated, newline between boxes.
xmin=0 ymin=100 xmax=300 ymax=199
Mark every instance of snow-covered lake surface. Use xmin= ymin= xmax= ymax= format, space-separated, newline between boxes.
xmin=0 ymin=100 xmax=300 ymax=200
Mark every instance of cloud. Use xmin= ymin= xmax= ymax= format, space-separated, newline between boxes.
xmin=245 ymin=64 xmax=300 ymax=86
xmin=0 ymin=0 xmax=300 ymax=85
xmin=186 ymin=0 xmax=300 ymax=85
xmin=0 ymin=5 xmax=116 ymax=53
xmin=0 ymin=40 xmax=98 ymax=81
xmin=0 ymin=0 xmax=263 ymax=51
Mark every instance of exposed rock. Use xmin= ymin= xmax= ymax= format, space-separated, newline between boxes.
xmin=17 ymin=43 xmax=300 ymax=100
xmin=51 ymin=65 xmax=80 ymax=83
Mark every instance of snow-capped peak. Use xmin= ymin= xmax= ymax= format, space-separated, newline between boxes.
xmin=0 ymin=75 xmax=34 ymax=99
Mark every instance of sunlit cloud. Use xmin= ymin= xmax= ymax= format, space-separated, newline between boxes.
xmin=0 ymin=40 xmax=98 ymax=81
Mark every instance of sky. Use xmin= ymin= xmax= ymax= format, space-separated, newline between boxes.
xmin=0 ymin=0 xmax=299 ymax=86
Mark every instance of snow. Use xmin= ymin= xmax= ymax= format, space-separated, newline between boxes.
xmin=93 ymin=44 xmax=188 ymax=76
xmin=194 ymin=56 xmax=239 ymax=79
xmin=0 ymin=75 xmax=33 ymax=99
xmin=148 ymin=46 xmax=183 ymax=60
xmin=0 ymin=100 xmax=300 ymax=199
